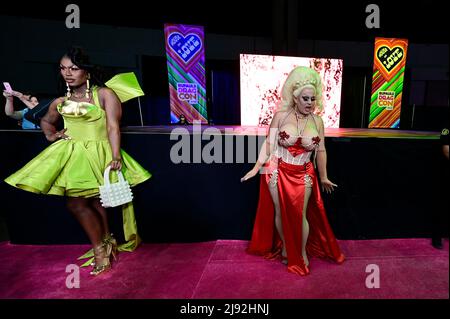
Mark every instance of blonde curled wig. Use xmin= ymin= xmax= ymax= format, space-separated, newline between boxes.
xmin=278 ymin=66 xmax=323 ymax=113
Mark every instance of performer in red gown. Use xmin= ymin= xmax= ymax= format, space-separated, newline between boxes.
xmin=241 ymin=66 xmax=345 ymax=276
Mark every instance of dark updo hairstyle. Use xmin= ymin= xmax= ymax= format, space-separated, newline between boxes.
xmin=58 ymin=46 xmax=106 ymax=95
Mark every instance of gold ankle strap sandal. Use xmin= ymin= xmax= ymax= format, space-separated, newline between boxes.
xmin=90 ymin=244 xmax=111 ymax=276
xmin=103 ymin=233 xmax=118 ymax=261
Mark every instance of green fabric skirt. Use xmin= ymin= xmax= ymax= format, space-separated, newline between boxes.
xmin=5 ymin=138 xmax=151 ymax=197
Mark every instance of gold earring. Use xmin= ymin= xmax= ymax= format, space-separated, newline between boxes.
xmin=66 ymin=82 xmax=71 ymax=98
xmin=85 ymin=75 xmax=90 ymax=99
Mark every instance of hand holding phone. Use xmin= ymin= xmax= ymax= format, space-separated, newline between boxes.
xmin=3 ymin=82 xmax=13 ymax=93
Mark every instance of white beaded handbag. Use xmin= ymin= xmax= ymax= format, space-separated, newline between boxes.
xmin=99 ymin=165 xmax=133 ymax=208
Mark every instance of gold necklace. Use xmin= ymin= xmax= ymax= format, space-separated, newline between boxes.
xmin=295 ymin=109 xmax=308 ymax=119
xmin=72 ymin=91 xmax=86 ymax=98
xmin=294 ymin=110 xmax=309 ymax=136
xmin=69 ymin=92 xmax=92 ymax=104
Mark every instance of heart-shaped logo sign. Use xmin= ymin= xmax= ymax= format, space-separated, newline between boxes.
xmin=168 ymin=32 xmax=202 ymax=64
xmin=377 ymin=46 xmax=404 ymax=73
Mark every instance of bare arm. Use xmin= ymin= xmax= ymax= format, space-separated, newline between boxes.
xmin=315 ymin=115 xmax=337 ymax=193
xmin=3 ymin=91 xmax=23 ymax=120
xmin=256 ymin=112 xmax=281 ymax=168
xmin=13 ymin=91 xmax=34 ymax=108
xmin=241 ymin=112 xmax=282 ymax=181
xmin=443 ymin=145 xmax=449 ymax=160
xmin=20 ymin=97 xmax=36 ymax=109
xmin=101 ymin=88 xmax=123 ymax=170
xmin=316 ymin=116 xmax=328 ymax=180
xmin=40 ymin=98 xmax=66 ymax=141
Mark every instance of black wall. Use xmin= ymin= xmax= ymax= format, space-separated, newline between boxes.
xmin=0 ymin=130 xmax=446 ymax=244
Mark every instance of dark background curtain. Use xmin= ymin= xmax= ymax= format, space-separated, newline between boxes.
xmin=207 ymin=60 xmax=240 ymax=125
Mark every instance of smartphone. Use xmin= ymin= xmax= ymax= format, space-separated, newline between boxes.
xmin=3 ymin=82 xmax=13 ymax=93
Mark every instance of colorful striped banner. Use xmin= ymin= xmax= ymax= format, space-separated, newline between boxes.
xmin=368 ymin=37 xmax=408 ymax=128
xmin=164 ymin=24 xmax=208 ymax=124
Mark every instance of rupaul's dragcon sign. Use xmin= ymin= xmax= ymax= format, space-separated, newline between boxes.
xmin=369 ymin=37 xmax=409 ymax=128
xmin=164 ymin=24 xmax=208 ymax=124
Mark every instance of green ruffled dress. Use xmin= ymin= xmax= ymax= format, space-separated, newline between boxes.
xmin=5 ymin=86 xmax=151 ymax=265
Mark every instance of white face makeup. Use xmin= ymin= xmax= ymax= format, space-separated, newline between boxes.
xmin=294 ymin=88 xmax=316 ymax=115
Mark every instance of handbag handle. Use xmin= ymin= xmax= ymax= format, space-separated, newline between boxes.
xmin=103 ymin=165 xmax=125 ymax=186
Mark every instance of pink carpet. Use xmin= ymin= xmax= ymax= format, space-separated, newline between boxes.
xmin=0 ymin=239 xmax=447 ymax=299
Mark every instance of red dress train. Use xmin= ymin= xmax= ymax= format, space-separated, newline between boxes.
xmin=247 ymin=158 xmax=345 ymax=276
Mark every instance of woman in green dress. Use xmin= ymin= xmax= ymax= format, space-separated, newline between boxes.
xmin=5 ymin=47 xmax=151 ymax=275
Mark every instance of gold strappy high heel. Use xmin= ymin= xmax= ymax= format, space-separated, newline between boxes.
xmin=103 ymin=233 xmax=118 ymax=262
xmin=90 ymin=244 xmax=111 ymax=276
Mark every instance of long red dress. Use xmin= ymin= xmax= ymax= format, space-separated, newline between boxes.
xmin=247 ymin=116 xmax=345 ymax=276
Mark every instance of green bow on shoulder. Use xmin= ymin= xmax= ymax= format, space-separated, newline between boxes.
xmin=105 ymin=72 xmax=145 ymax=103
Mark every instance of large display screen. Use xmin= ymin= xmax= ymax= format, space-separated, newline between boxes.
xmin=240 ymin=54 xmax=343 ymax=128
